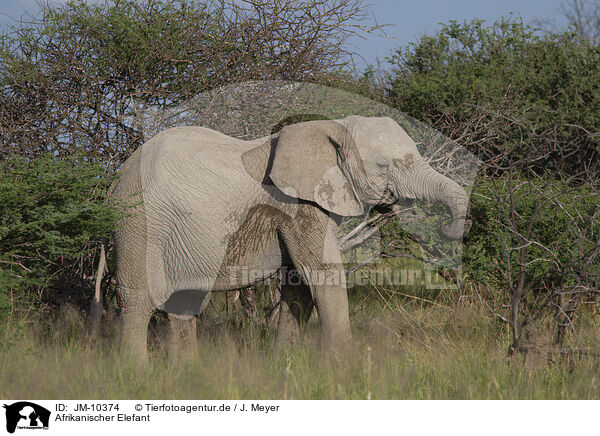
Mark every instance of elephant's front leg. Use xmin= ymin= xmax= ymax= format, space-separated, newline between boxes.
xmin=303 ymin=266 xmax=352 ymax=351
xmin=274 ymin=271 xmax=314 ymax=350
xmin=279 ymin=205 xmax=352 ymax=352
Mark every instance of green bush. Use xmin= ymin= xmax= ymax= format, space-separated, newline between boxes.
xmin=383 ymin=17 xmax=600 ymax=347
xmin=0 ymin=154 xmax=119 ymax=318
xmin=464 ymin=176 xmax=600 ymax=296
xmin=385 ymin=17 xmax=600 ymax=173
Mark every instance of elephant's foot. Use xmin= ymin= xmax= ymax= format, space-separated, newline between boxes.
xmin=166 ymin=316 xmax=198 ymax=359
xmin=273 ymin=274 xmax=314 ymax=351
xmin=311 ymin=284 xmax=353 ymax=355
xmin=274 ymin=300 xmax=301 ymax=350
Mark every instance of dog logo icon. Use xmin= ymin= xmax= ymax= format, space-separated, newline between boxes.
xmin=3 ymin=402 xmax=50 ymax=433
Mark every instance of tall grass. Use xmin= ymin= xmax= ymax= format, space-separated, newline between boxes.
xmin=1 ymin=288 xmax=599 ymax=399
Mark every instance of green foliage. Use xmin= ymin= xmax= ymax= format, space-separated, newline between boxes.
xmin=464 ymin=176 xmax=600 ymax=293
xmin=386 ymin=17 xmax=600 ymax=170
xmin=0 ymin=154 xmax=119 ymax=297
xmin=24 ymin=0 xmax=219 ymax=96
xmin=0 ymin=0 xmax=226 ymax=100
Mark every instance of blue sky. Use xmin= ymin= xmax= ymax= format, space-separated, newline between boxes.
xmin=0 ymin=0 xmax=571 ymax=67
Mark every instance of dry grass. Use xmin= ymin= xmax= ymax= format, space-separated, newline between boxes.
xmin=1 ymin=289 xmax=600 ymax=399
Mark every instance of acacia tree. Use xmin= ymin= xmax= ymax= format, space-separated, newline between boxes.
xmin=0 ymin=0 xmax=380 ymax=164
xmin=543 ymin=0 xmax=600 ymax=42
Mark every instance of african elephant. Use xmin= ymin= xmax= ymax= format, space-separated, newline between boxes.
xmin=93 ymin=115 xmax=469 ymax=361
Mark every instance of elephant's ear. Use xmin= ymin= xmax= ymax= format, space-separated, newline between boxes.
xmin=269 ymin=120 xmax=363 ymax=216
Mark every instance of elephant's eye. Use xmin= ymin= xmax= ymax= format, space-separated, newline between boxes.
xmin=375 ymin=156 xmax=390 ymax=171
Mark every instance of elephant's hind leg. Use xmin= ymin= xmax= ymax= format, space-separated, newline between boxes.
xmin=119 ymin=287 xmax=154 ymax=363
xmin=274 ymin=270 xmax=314 ymax=350
xmin=166 ymin=315 xmax=198 ymax=358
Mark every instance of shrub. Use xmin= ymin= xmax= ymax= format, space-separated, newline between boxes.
xmin=0 ymin=154 xmax=119 ymax=319
xmin=386 ymin=17 xmax=600 ymax=176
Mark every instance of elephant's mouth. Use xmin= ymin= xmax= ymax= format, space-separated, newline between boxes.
xmin=362 ymin=184 xmax=396 ymax=207
xmin=377 ymin=186 xmax=397 ymax=206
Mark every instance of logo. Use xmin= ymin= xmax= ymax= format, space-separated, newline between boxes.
xmin=2 ymin=402 xmax=50 ymax=434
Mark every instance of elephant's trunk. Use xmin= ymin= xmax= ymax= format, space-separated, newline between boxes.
xmin=396 ymin=161 xmax=469 ymax=240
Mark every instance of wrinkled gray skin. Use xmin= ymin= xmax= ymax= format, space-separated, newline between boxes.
xmin=95 ymin=116 xmax=469 ymax=362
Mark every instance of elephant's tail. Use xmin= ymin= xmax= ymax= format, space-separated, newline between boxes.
xmin=89 ymin=237 xmax=108 ymax=334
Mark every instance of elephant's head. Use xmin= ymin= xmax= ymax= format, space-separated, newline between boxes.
xmin=248 ymin=115 xmax=470 ymax=240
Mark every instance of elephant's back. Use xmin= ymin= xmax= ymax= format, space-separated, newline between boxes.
xmin=139 ymin=126 xmax=251 ymax=185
